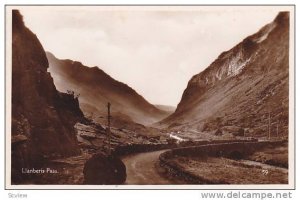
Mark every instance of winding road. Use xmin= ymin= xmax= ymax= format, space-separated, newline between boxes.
xmin=121 ymin=150 xmax=174 ymax=185
xmin=121 ymin=140 xmax=287 ymax=185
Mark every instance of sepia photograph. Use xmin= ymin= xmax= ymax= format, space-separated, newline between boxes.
xmin=5 ymin=5 xmax=295 ymax=189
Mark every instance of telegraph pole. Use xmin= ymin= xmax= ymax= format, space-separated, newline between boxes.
xmin=276 ymin=120 xmax=279 ymax=138
xmin=268 ymin=110 xmax=271 ymax=140
xmin=107 ymin=102 xmax=111 ymax=155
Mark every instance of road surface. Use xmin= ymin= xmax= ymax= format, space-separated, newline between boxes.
xmin=122 ymin=150 xmax=174 ymax=185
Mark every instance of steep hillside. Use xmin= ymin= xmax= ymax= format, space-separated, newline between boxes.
xmin=11 ymin=10 xmax=84 ymax=183
xmin=160 ymin=12 xmax=289 ymax=138
xmin=46 ymin=52 xmax=169 ymax=125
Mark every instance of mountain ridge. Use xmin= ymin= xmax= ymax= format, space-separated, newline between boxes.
xmin=46 ymin=52 xmax=169 ymax=126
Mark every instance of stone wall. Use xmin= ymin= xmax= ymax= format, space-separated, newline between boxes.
xmin=159 ymin=140 xmax=286 ymax=183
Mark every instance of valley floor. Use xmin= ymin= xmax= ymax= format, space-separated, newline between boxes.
xmin=16 ymin=125 xmax=289 ymax=185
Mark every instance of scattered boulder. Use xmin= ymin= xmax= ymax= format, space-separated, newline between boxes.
xmin=214 ymin=129 xmax=223 ymax=136
xmin=221 ymin=125 xmax=240 ymax=133
xmin=232 ymin=128 xmax=245 ymax=137
xmin=12 ymin=134 xmax=28 ymax=145
xmin=222 ymin=126 xmax=245 ymax=137
xmin=79 ymin=132 xmax=97 ymax=140
xmin=83 ymin=153 xmax=126 ymax=184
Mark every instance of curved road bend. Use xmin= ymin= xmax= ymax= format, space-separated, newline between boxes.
xmin=122 ymin=150 xmax=174 ymax=185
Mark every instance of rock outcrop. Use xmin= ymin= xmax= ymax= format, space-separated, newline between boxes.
xmin=11 ymin=10 xmax=84 ymax=183
xmin=160 ymin=12 xmax=290 ymax=137
xmin=83 ymin=153 xmax=126 ymax=184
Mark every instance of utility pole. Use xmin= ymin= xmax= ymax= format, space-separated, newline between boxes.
xmin=268 ymin=110 xmax=271 ymax=140
xmin=107 ymin=102 xmax=111 ymax=155
xmin=276 ymin=120 xmax=279 ymax=138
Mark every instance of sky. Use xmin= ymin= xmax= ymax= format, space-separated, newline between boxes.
xmin=18 ymin=6 xmax=287 ymax=106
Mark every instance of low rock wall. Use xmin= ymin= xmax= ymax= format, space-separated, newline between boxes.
xmin=159 ymin=140 xmax=285 ymax=184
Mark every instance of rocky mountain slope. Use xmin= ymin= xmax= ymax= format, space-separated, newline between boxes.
xmin=11 ymin=10 xmax=84 ymax=183
xmin=160 ymin=12 xmax=289 ymax=138
xmin=46 ymin=52 xmax=169 ymax=126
